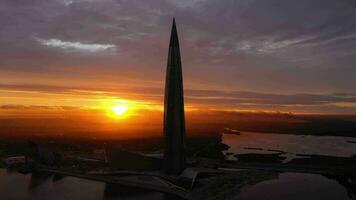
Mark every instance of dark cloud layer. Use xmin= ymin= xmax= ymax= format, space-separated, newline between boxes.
xmin=1 ymin=0 xmax=356 ymax=112
xmin=2 ymin=83 xmax=356 ymax=114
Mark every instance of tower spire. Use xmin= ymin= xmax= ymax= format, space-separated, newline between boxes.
xmin=163 ymin=18 xmax=186 ymax=175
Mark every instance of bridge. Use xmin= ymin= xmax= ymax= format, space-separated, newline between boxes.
xmin=38 ymin=168 xmax=190 ymax=199
xmin=35 ymin=162 xmax=355 ymax=200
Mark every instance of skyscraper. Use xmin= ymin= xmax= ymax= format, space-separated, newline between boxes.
xmin=163 ymin=18 xmax=186 ymax=175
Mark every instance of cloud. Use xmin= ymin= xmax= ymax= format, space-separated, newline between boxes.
xmin=184 ymin=90 xmax=356 ymax=108
xmin=36 ymin=38 xmax=116 ymax=53
xmin=0 ymin=105 xmax=77 ymax=110
xmin=2 ymin=83 xmax=356 ymax=112
xmin=1 ymin=0 xmax=356 ymax=108
xmin=234 ymin=35 xmax=317 ymax=54
xmin=301 ymin=32 xmax=356 ymax=48
xmin=235 ymin=40 xmax=252 ymax=52
xmin=257 ymin=36 xmax=316 ymax=53
xmin=168 ymin=0 xmax=208 ymax=8
xmin=59 ymin=0 xmax=110 ymax=6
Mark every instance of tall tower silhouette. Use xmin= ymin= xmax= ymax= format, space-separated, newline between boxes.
xmin=163 ymin=18 xmax=186 ymax=175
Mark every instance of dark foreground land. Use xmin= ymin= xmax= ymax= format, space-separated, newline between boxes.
xmin=0 ymin=131 xmax=355 ymax=199
xmin=0 ymin=113 xmax=356 ymax=199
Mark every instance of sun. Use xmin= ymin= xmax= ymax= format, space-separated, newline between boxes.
xmin=111 ymin=105 xmax=128 ymax=116
xmin=100 ymin=99 xmax=134 ymax=120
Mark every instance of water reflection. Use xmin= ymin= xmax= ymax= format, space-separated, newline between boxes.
xmin=0 ymin=169 xmax=354 ymax=199
xmin=103 ymin=184 xmax=165 ymax=200
xmin=325 ymin=174 xmax=356 ymax=199
xmin=222 ymin=132 xmax=356 ymax=163
xmin=52 ymin=174 xmax=65 ymax=182
xmin=0 ymin=169 xmax=180 ymax=200
xmin=236 ymin=173 xmax=353 ymax=200
xmin=29 ymin=172 xmax=52 ymax=190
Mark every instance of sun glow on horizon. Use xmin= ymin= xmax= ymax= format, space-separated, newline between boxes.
xmin=112 ymin=105 xmax=128 ymax=116
xmin=105 ymin=100 xmax=131 ymax=120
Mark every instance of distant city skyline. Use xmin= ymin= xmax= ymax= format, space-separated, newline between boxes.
xmin=1 ymin=0 xmax=356 ymax=114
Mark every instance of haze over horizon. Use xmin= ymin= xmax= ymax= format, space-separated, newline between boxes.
xmin=1 ymin=0 xmax=356 ymax=115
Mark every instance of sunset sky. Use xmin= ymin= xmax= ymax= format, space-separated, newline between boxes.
xmin=1 ymin=0 xmax=356 ymax=116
